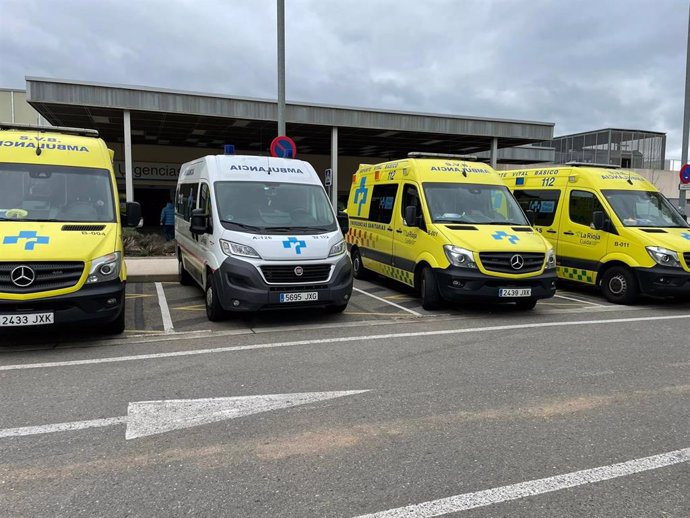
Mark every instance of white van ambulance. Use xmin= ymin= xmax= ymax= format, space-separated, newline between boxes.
xmin=176 ymin=153 xmax=352 ymax=320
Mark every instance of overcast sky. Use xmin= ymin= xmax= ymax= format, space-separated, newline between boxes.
xmin=1 ymin=0 xmax=688 ymax=159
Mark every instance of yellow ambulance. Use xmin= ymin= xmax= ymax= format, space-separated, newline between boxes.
xmin=502 ymin=163 xmax=690 ymax=304
xmin=0 ymin=124 xmax=141 ymax=334
xmin=345 ymin=153 xmax=557 ymax=309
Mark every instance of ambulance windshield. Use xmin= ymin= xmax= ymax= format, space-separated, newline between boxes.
xmin=602 ymin=190 xmax=689 ymax=228
xmin=423 ymin=183 xmax=529 ymax=225
xmin=0 ymin=163 xmax=116 ymax=222
xmin=215 ymin=181 xmax=337 ymax=233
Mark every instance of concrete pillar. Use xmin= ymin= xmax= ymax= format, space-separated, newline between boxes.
xmin=123 ymin=110 xmax=134 ymax=202
xmin=331 ymin=126 xmax=338 ymax=208
xmin=490 ymin=137 xmax=498 ymax=168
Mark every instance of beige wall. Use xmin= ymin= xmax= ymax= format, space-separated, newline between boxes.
xmin=0 ymin=90 xmax=44 ymax=125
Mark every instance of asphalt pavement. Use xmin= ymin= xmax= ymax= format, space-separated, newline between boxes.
xmin=0 ymin=279 xmax=688 ymax=517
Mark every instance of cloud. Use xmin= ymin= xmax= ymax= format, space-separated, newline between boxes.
xmin=1 ymin=0 xmax=687 ymax=159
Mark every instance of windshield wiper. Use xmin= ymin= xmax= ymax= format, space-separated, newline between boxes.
xmin=220 ymin=220 xmax=265 ymax=231
xmin=485 ymin=221 xmax=525 ymax=225
xmin=436 ymin=219 xmax=472 ymax=224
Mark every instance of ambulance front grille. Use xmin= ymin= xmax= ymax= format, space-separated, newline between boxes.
xmin=260 ymin=264 xmax=332 ymax=284
xmin=478 ymin=252 xmax=544 ymax=274
xmin=0 ymin=262 xmax=84 ymax=294
xmin=684 ymin=252 xmax=690 ymax=266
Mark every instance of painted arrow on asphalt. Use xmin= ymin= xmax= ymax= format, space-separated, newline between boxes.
xmin=0 ymin=390 xmax=369 ymax=441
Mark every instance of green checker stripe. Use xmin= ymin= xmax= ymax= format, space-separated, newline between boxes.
xmin=382 ymin=264 xmax=415 ymax=287
xmin=559 ymin=266 xmax=595 ymax=284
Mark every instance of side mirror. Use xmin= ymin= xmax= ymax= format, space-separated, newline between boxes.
xmin=337 ymin=211 xmax=349 ymax=235
xmin=125 ymin=202 xmax=142 ymax=228
xmin=405 ymin=205 xmax=418 ymax=227
xmin=592 ymin=210 xmax=605 ymax=231
xmin=525 ymin=209 xmax=536 ymax=226
xmin=190 ymin=208 xmax=209 ymax=235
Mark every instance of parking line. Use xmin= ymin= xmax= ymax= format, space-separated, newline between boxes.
xmin=352 ymin=446 xmax=690 ymax=517
xmin=554 ymin=293 xmax=605 ymax=307
xmin=2 ymin=313 xmax=688 ymax=372
xmin=155 ymin=282 xmax=175 ymax=334
xmin=354 ymin=287 xmax=423 ymax=317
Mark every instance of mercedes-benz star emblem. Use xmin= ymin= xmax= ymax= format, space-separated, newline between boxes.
xmin=294 ymin=266 xmax=304 ymax=277
xmin=11 ymin=265 xmax=36 ymax=287
xmin=510 ymin=254 xmax=524 ymax=270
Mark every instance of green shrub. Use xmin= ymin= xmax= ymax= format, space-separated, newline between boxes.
xmin=123 ymin=228 xmax=176 ymax=257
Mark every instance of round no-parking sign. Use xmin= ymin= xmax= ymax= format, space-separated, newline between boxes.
xmin=270 ymin=136 xmax=297 ymax=158
xmin=680 ymin=163 xmax=690 ymax=184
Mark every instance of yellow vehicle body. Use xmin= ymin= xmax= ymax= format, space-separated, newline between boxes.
xmin=501 ymin=165 xmax=690 ymax=304
xmin=345 ymin=156 xmax=557 ymax=309
xmin=0 ymin=125 xmax=130 ymax=333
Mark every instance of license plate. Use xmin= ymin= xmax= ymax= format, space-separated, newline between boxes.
xmin=499 ymin=288 xmax=532 ymax=298
xmin=279 ymin=292 xmax=319 ymax=303
xmin=0 ymin=312 xmax=54 ymax=327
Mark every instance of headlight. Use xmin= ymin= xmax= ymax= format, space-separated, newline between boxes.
xmin=646 ymin=246 xmax=681 ymax=268
xmin=87 ymin=252 xmax=121 ymax=284
xmin=329 ymin=240 xmax=347 ymax=257
xmin=443 ymin=245 xmax=476 ymax=268
xmin=545 ymin=248 xmax=557 ymax=269
xmin=220 ymin=239 xmax=261 ymax=258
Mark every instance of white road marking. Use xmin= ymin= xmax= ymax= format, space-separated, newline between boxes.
xmin=554 ymin=292 xmax=605 ymax=307
xmin=155 ymin=282 xmax=175 ymax=334
xmin=0 ymin=391 xmax=368 ymax=441
xmin=1 ymin=313 xmax=687 ymax=372
xmin=0 ymin=416 xmax=126 ymax=438
xmin=354 ymin=287 xmax=422 ymax=317
xmin=352 ymin=447 xmax=690 ymax=517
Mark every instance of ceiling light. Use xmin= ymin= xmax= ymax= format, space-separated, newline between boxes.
xmin=422 ymin=139 xmax=444 ymax=145
xmin=192 ymin=129 xmax=206 ymax=135
xmin=376 ymin=131 xmax=398 ymax=138
xmin=131 ymin=130 xmax=145 ymax=136
xmin=233 ymin=120 xmax=251 ymax=127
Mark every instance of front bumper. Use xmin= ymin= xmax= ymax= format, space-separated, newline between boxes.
xmin=215 ymin=255 xmax=353 ymax=312
xmin=435 ymin=266 xmax=557 ymax=303
xmin=0 ymin=281 xmax=125 ymax=327
xmin=635 ymin=266 xmax=690 ymax=297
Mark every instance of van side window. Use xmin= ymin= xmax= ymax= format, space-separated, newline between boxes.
xmin=200 ymin=183 xmax=213 ymax=232
xmin=401 ymin=184 xmax=422 ymax=226
xmin=513 ymin=189 xmax=561 ymax=226
xmin=569 ymin=190 xmax=605 ymax=227
xmin=369 ymin=184 xmax=398 ymax=224
xmin=176 ymin=183 xmax=198 ymax=222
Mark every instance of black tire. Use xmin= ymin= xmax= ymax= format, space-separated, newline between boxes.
xmin=179 ymin=255 xmax=193 ymax=286
xmin=352 ymin=249 xmax=369 ymax=280
xmin=515 ymin=299 xmax=537 ymax=310
xmin=420 ymin=266 xmax=442 ymax=310
xmin=601 ymin=266 xmax=639 ymax=305
xmin=325 ymin=304 xmax=348 ymax=314
xmin=102 ymin=300 xmax=126 ymax=335
xmin=205 ymin=272 xmax=227 ymax=322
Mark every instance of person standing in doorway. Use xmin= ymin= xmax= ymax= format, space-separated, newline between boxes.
xmin=160 ymin=199 xmax=176 ymax=241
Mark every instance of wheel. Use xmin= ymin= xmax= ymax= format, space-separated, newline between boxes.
xmin=600 ymin=266 xmax=638 ymax=305
xmin=352 ymin=249 xmax=369 ymax=280
xmin=102 ymin=300 xmax=126 ymax=335
xmin=179 ymin=255 xmax=193 ymax=286
xmin=420 ymin=266 xmax=442 ymax=310
xmin=205 ymin=272 xmax=227 ymax=321
xmin=515 ymin=299 xmax=537 ymax=310
xmin=325 ymin=304 xmax=348 ymax=314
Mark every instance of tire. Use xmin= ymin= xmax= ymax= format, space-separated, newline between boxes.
xmin=601 ymin=266 xmax=639 ymax=305
xmin=352 ymin=249 xmax=369 ymax=280
xmin=179 ymin=255 xmax=193 ymax=286
xmin=205 ymin=272 xmax=227 ymax=322
xmin=102 ymin=300 xmax=126 ymax=335
xmin=420 ymin=266 xmax=442 ymax=310
xmin=515 ymin=299 xmax=537 ymax=310
xmin=325 ymin=304 xmax=348 ymax=314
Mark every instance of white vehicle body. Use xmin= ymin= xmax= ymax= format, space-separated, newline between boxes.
xmin=175 ymin=154 xmax=352 ymax=319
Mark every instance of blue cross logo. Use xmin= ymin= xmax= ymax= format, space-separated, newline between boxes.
xmin=492 ymin=231 xmax=519 ymax=245
xmin=353 ymin=177 xmax=368 ymax=216
xmin=3 ymin=231 xmax=50 ymax=250
xmin=682 ymin=232 xmax=690 ymax=241
xmin=283 ymin=237 xmax=307 ymax=255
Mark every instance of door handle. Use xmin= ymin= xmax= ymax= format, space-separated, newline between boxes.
xmin=396 ymin=229 xmax=403 ymax=233
xmin=563 ymin=231 xmax=575 ymax=235
xmin=546 ymin=229 xmax=557 ymax=234
xmin=387 ymin=227 xmax=393 ymax=232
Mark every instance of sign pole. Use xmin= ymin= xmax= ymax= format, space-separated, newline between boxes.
xmin=680 ymin=3 xmax=690 ymax=210
xmin=277 ymin=0 xmax=286 ymax=137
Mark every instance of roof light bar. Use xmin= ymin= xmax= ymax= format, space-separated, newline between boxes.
xmin=408 ymin=151 xmax=478 ymax=160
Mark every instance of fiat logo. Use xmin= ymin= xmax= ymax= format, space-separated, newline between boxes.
xmin=11 ymin=265 xmax=36 ymax=287
xmin=294 ymin=266 xmax=304 ymax=277
xmin=510 ymin=254 xmax=524 ymax=270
